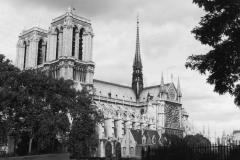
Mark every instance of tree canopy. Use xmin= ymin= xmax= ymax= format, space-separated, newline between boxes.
xmin=0 ymin=54 xmax=103 ymax=156
xmin=185 ymin=0 xmax=240 ymax=106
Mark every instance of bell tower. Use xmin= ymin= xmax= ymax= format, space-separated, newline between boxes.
xmin=16 ymin=7 xmax=95 ymax=89
xmin=132 ymin=15 xmax=143 ymax=99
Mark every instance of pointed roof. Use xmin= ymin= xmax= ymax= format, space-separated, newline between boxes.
xmin=177 ymin=77 xmax=182 ymax=97
xmin=67 ymin=6 xmax=72 ymax=13
xmin=161 ymin=72 xmax=164 ymax=86
xmin=133 ymin=14 xmax=142 ymax=68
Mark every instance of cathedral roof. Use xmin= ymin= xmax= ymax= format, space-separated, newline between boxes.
xmin=139 ymin=84 xmax=170 ymax=102
xmin=93 ymin=79 xmax=136 ymax=102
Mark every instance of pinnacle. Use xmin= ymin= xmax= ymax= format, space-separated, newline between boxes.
xmin=67 ymin=6 xmax=72 ymax=13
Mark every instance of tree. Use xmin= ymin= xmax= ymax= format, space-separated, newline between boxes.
xmin=185 ymin=0 xmax=240 ymax=106
xmin=0 ymin=54 xmax=102 ymax=156
xmin=68 ymin=89 xmax=103 ymax=158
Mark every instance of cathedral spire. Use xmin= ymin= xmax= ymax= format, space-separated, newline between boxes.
xmin=133 ymin=13 xmax=142 ymax=68
xmin=132 ymin=14 xmax=143 ymax=100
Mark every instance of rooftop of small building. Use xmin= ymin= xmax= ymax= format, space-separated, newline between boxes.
xmin=130 ymin=129 xmax=160 ymax=145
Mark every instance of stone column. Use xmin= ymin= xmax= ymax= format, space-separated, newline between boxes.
xmin=75 ymin=31 xmax=79 ymax=59
xmin=62 ymin=27 xmax=67 ymax=57
xmin=98 ymin=123 xmax=104 ymax=139
xmin=46 ymin=33 xmax=51 ymax=61
xmin=90 ymin=34 xmax=93 ymax=61
xmin=65 ymin=27 xmax=73 ymax=57
xmin=52 ymin=33 xmax=57 ymax=60
xmin=157 ymin=103 xmax=165 ymax=129
xmin=85 ymin=34 xmax=92 ymax=61
xmin=115 ymin=120 xmax=124 ymax=139
xmin=15 ymin=45 xmax=20 ymax=68
xmin=18 ymin=46 xmax=25 ymax=70
xmin=104 ymin=119 xmax=114 ymax=138
xmin=25 ymin=43 xmax=30 ymax=68
xmin=124 ymin=121 xmax=132 ymax=131
xmin=32 ymin=39 xmax=39 ymax=67
xmin=83 ymin=33 xmax=87 ymax=61
xmin=42 ymin=43 xmax=46 ymax=64
xmin=132 ymin=122 xmax=140 ymax=130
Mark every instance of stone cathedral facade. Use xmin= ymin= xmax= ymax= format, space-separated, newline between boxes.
xmin=14 ymin=7 xmax=192 ymax=158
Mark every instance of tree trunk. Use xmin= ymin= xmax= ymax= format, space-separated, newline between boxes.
xmin=13 ymin=137 xmax=17 ymax=155
xmin=52 ymin=137 xmax=54 ymax=153
xmin=28 ymin=137 xmax=33 ymax=154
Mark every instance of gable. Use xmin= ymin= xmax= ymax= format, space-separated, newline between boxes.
xmin=166 ymin=83 xmax=177 ymax=101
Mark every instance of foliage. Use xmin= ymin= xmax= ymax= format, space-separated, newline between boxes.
xmin=68 ymin=89 xmax=103 ymax=158
xmin=161 ymin=133 xmax=211 ymax=147
xmin=0 ymin=54 xmax=102 ymax=156
xmin=185 ymin=0 xmax=240 ymax=106
xmin=184 ymin=134 xmax=211 ymax=146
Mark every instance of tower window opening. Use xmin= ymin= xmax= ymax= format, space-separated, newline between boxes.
xmin=72 ymin=26 xmax=77 ymax=57
xmin=23 ymin=41 xmax=27 ymax=70
xmin=56 ymin=29 xmax=59 ymax=59
xmin=37 ymin=39 xmax=43 ymax=65
xmin=79 ymin=28 xmax=84 ymax=60
xmin=45 ymin=43 xmax=47 ymax=61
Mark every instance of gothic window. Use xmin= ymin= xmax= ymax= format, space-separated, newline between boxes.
xmin=72 ymin=26 xmax=77 ymax=56
xmin=45 ymin=42 xmax=47 ymax=61
xmin=79 ymin=28 xmax=85 ymax=60
xmin=23 ymin=41 xmax=27 ymax=69
xmin=37 ymin=39 xmax=43 ymax=65
xmin=123 ymin=147 xmax=126 ymax=155
xmin=55 ymin=29 xmax=59 ymax=59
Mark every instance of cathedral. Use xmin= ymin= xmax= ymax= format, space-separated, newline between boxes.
xmin=13 ymin=7 xmax=194 ymax=158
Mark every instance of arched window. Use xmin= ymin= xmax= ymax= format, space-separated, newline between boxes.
xmin=79 ymin=28 xmax=85 ymax=60
xmin=130 ymin=147 xmax=134 ymax=155
xmin=152 ymin=135 xmax=156 ymax=144
xmin=23 ymin=41 xmax=27 ymax=69
xmin=37 ymin=39 xmax=43 ymax=65
xmin=142 ymin=135 xmax=146 ymax=144
xmin=56 ymin=29 xmax=59 ymax=59
xmin=123 ymin=147 xmax=126 ymax=155
xmin=45 ymin=42 xmax=47 ymax=61
xmin=72 ymin=26 xmax=77 ymax=56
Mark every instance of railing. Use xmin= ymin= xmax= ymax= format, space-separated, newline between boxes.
xmin=142 ymin=144 xmax=240 ymax=160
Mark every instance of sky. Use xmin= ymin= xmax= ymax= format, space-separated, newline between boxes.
xmin=0 ymin=0 xmax=239 ymax=142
